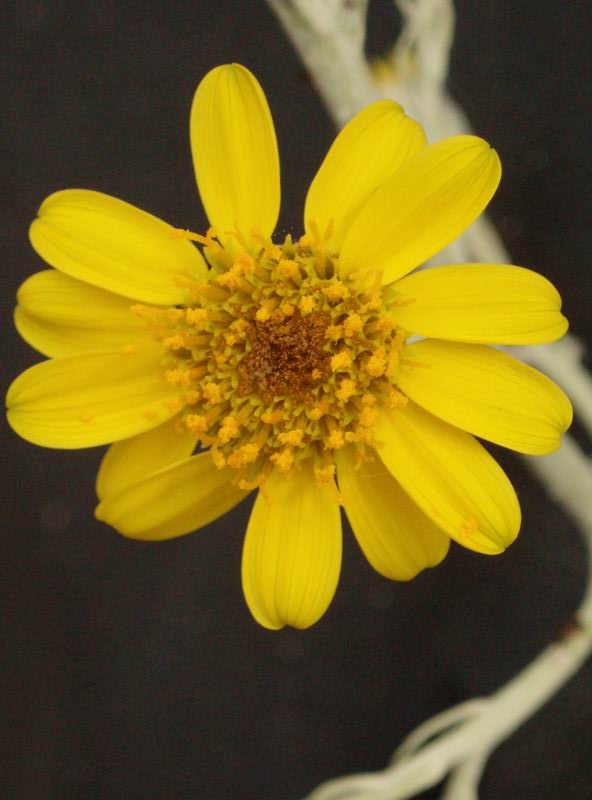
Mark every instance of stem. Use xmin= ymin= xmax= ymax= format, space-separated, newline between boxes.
xmin=265 ymin=1 xmax=592 ymax=798
xmin=267 ymin=0 xmax=379 ymax=126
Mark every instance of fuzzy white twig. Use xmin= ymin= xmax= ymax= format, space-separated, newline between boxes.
xmin=305 ymin=435 xmax=592 ymax=800
xmin=266 ymin=1 xmax=592 ymax=799
xmin=391 ymin=700 xmax=488 ymax=764
xmin=266 ymin=0 xmax=379 ymax=126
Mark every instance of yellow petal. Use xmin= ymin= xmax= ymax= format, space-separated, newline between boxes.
xmin=339 ymin=136 xmax=500 ymax=283
xmin=336 ymin=446 xmax=449 ymax=580
xmin=29 ymin=190 xmax=206 ymax=304
xmin=375 ymin=402 xmax=521 ymax=554
xmin=14 ymin=269 xmax=145 ymax=357
xmin=190 ymin=64 xmax=280 ymax=242
xmin=391 ymin=264 xmax=568 ymax=344
xmin=6 ymin=347 xmax=179 ymax=449
xmin=304 ymin=100 xmax=426 ymax=250
xmin=95 ymin=452 xmax=248 ymax=540
xmin=241 ymin=462 xmax=342 ymax=630
xmin=398 ymin=339 xmax=572 ymax=455
xmin=96 ymin=417 xmax=197 ymax=501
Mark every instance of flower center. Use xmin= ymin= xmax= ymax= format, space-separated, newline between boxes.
xmin=238 ymin=310 xmax=331 ymax=402
xmin=131 ymin=226 xmax=408 ymax=488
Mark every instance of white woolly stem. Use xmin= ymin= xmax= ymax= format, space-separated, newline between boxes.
xmin=265 ymin=1 xmax=592 ymax=798
xmin=390 ymin=700 xmax=488 ymax=764
xmin=440 ymin=751 xmax=492 ymax=800
xmin=306 ymin=574 xmax=592 ymax=799
xmin=266 ymin=0 xmax=379 ymax=126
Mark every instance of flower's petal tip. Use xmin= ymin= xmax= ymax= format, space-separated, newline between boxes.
xmin=6 ymin=349 xmax=179 ymax=449
xmin=549 ymin=393 xmax=573 ymax=446
xmin=27 ymin=189 xmax=205 ymax=303
xmin=337 ymin=447 xmax=450 ymax=581
xmin=241 ymin=464 xmax=342 ymax=631
xmin=6 ymin=379 xmax=34 ymax=443
xmin=468 ymin=136 xmax=501 ymax=186
xmin=492 ymin=502 xmax=522 ymax=552
xmin=245 ymin=602 xmax=319 ymax=632
xmin=93 ymin=500 xmax=109 ymax=526
xmin=96 ymin=453 xmax=248 ymax=541
xmin=462 ymin=517 xmax=519 ymax=557
xmin=93 ymin=499 xmax=143 ymax=541
xmin=392 ymin=265 xmax=568 ymax=345
xmin=398 ymin=339 xmax=573 ymax=456
xmin=455 ymin=134 xmax=500 ymax=166
xmin=14 ymin=269 xmax=148 ymax=358
xmin=563 ymin=394 xmax=574 ymax=431
xmin=376 ymin=405 xmax=521 ymax=556
xmin=28 ymin=215 xmax=43 ymax=249
xmin=191 ymin=61 xmax=280 ymax=240
xmin=246 ymin=600 xmax=327 ymax=632
xmin=195 ymin=62 xmax=251 ymax=92
xmin=5 ymin=407 xmax=26 ymax=444
xmin=93 ymin=499 xmax=140 ymax=541
xmin=556 ymin=312 xmax=569 ymax=338
xmin=305 ymin=98 xmax=427 ymax=253
xmin=340 ymin=133 xmax=503 ymax=283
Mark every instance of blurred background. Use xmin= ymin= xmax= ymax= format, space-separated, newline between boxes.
xmin=2 ymin=1 xmax=591 ymax=798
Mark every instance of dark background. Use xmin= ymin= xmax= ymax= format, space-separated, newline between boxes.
xmin=2 ymin=1 xmax=591 ymax=799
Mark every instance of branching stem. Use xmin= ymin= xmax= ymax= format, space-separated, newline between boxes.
xmin=265 ymin=1 xmax=592 ymax=797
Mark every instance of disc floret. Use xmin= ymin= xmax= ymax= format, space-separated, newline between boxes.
xmin=135 ymin=226 xmax=408 ymax=488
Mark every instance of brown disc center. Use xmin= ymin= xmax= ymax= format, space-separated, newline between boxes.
xmin=238 ymin=310 xmax=331 ymax=402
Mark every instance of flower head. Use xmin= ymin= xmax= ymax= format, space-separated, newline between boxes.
xmin=7 ymin=64 xmax=571 ymax=629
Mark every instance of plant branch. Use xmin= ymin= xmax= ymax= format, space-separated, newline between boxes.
xmin=264 ymin=1 xmax=592 ymax=798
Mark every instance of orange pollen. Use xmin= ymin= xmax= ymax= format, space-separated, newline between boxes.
xmin=135 ymin=226 xmax=408 ymax=480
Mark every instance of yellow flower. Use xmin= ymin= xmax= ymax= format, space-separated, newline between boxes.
xmin=7 ymin=64 xmax=572 ymax=630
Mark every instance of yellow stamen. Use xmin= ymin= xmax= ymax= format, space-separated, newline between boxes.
xmin=336 ymin=378 xmax=356 ymax=403
xmin=277 ymin=258 xmax=300 ymax=280
xmin=385 ymin=388 xmax=408 ymax=409
xmin=185 ymin=308 xmax=209 ymax=326
xmin=366 ymin=349 xmax=388 ymax=377
xmin=298 ymin=233 xmax=313 ymax=248
xmin=325 ymin=430 xmax=345 ymax=450
xmin=202 ymin=382 xmax=224 ymax=405
xmin=165 ymin=368 xmax=192 ymax=386
xmin=218 ymin=415 xmax=241 ymax=444
xmin=163 ymin=334 xmax=187 ymax=351
xmin=185 ymin=414 xmax=208 ymax=433
xmin=184 ymin=389 xmax=200 ymax=406
xmin=323 ymin=218 xmax=335 ymax=242
xmin=279 ymin=302 xmax=295 ymax=317
xmin=315 ymin=463 xmax=336 ymax=485
xmin=343 ymin=313 xmax=363 ymax=337
xmin=238 ymin=474 xmax=265 ymax=491
xmin=298 ymin=295 xmax=315 ymax=315
xmin=270 ymin=448 xmax=295 ymax=472
xmin=359 ymin=405 xmax=378 ymax=427
xmin=211 ymin=446 xmax=227 ymax=469
xmin=325 ymin=324 xmax=343 ymax=342
xmin=309 ymin=394 xmax=330 ymax=421
xmin=227 ymin=443 xmax=261 ymax=469
xmin=322 ymin=282 xmax=349 ymax=302
xmin=166 ymin=397 xmax=185 ymax=413
xmin=136 ymin=224 xmax=404 ymax=481
xmin=255 ymin=306 xmax=272 ymax=323
xmin=261 ymin=408 xmax=285 ymax=425
xmin=278 ymin=429 xmax=304 ymax=447
xmin=330 ymin=350 xmax=353 ymax=372
xmin=171 ymin=227 xmax=216 ymax=247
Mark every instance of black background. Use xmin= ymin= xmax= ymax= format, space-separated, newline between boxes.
xmin=2 ymin=2 xmax=591 ymax=799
